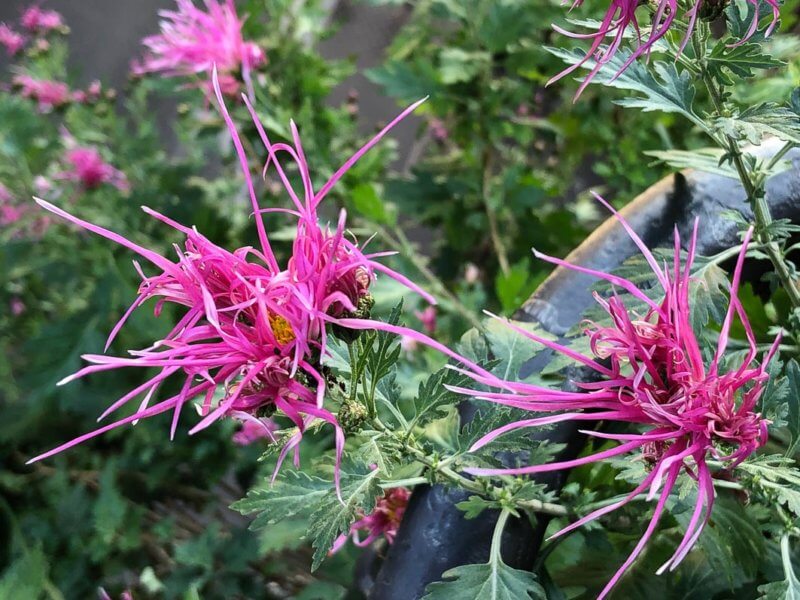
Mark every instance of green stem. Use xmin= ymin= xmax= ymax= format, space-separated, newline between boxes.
xmin=490 ymin=509 xmax=512 ymax=564
xmin=380 ymin=476 xmax=429 ymax=489
xmin=481 ymin=149 xmax=511 ymax=277
xmin=347 ymin=342 xmax=358 ymax=404
xmin=372 ymin=418 xmax=569 ymax=517
xmin=692 ymin=26 xmax=800 ymax=309
xmin=764 ymin=140 xmax=797 ymax=173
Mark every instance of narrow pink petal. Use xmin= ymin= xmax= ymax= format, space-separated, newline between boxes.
xmin=212 ymin=68 xmax=278 ymax=271
xmin=596 ymin=465 xmax=680 ymax=599
xmin=313 ymin=97 xmax=428 ymax=207
xmin=466 ymin=439 xmax=644 ymax=477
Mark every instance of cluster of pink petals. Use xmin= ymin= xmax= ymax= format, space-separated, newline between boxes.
xmin=0 ymin=183 xmax=21 ymax=226
xmin=0 ymin=24 xmax=25 ymax=55
xmin=10 ymin=297 xmax=26 ymax=316
xmin=20 ymin=5 xmax=64 ymax=33
xmin=0 ymin=183 xmax=51 ymax=237
xmin=133 ymin=0 xmax=265 ymax=98
xmin=13 ymin=74 xmax=71 ymax=112
xmin=330 ymin=487 xmax=410 ymax=553
xmin=27 ymin=73 xmax=489 ymax=494
xmin=232 ymin=417 xmax=277 ymax=446
xmin=450 ymin=195 xmax=778 ymax=598
xmin=552 ymin=0 xmax=780 ymax=97
xmin=57 ymin=146 xmax=130 ymax=192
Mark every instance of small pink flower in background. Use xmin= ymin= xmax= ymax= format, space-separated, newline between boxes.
xmin=0 ymin=24 xmax=25 ymax=55
xmin=33 ymin=175 xmax=53 ymax=195
xmin=0 ymin=204 xmax=24 ymax=226
xmin=464 ymin=262 xmax=480 ymax=284
xmin=428 ymin=118 xmax=448 ymax=142
xmin=450 ymin=194 xmax=778 ymax=599
xmin=73 ymin=80 xmax=103 ymax=104
xmin=0 ymin=183 xmax=24 ymax=226
xmin=414 ymin=306 xmax=436 ymax=335
xmin=21 ymin=5 xmax=64 ymax=33
xmin=13 ymin=74 xmax=71 ymax=112
xmin=33 ymin=38 xmax=49 ymax=52
xmin=232 ymin=418 xmax=277 ymax=446
xmin=330 ymin=487 xmax=410 ymax=553
xmin=134 ymin=0 xmax=266 ymax=98
xmin=10 ymin=298 xmax=26 ymax=316
xmin=552 ymin=0 xmax=780 ymax=97
xmin=58 ymin=146 xmax=129 ymax=192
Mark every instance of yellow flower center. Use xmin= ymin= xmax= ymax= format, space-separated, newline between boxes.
xmin=269 ymin=313 xmax=295 ymax=345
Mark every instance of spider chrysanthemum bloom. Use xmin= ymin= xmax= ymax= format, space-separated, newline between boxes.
xmin=28 ymin=71 xmax=487 ymax=493
xmin=552 ymin=0 xmax=780 ymax=97
xmin=330 ymin=486 xmax=410 ymax=553
xmin=133 ymin=0 xmax=265 ymax=98
xmin=449 ymin=195 xmax=779 ymax=599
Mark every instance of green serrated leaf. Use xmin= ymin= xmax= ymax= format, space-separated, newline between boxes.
xmin=93 ymin=464 xmax=127 ymax=545
xmin=689 ymin=261 xmax=730 ymax=333
xmin=484 ymin=318 xmax=553 ymax=382
xmin=0 ymin=547 xmax=47 ymax=600
xmin=366 ymin=60 xmax=440 ymax=101
xmin=456 ymin=495 xmax=501 ymax=519
xmin=439 ymin=48 xmax=491 ymax=84
xmin=677 ymin=495 xmax=763 ymax=585
xmin=232 ymin=470 xmax=331 ymax=529
xmin=785 ymin=360 xmax=800 ymax=455
xmin=547 ymin=47 xmax=698 ymax=122
xmin=708 ymin=41 xmax=784 ymax=84
xmin=410 ymin=365 xmax=470 ymax=430
xmin=761 ymin=356 xmax=789 ymax=427
xmin=421 ymin=561 xmax=545 ymax=600
xmin=738 ymin=455 xmax=800 ymax=518
xmin=716 ymin=103 xmax=800 ymax=145
xmin=645 ymin=148 xmax=737 ymax=178
xmin=307 ymin=465 xmax=381 ymax=570
xmin=758 ymin=536 xmax=800 ymax=600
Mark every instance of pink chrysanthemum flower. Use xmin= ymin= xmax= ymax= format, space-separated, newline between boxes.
xmin=134 ymin=0 xmax=265 ymax=98
xmin=330 ymin=487 xmax=410 ymax=553
xmin=232 ymin=417 xmax=277 ymax=445
xmin=58 ymin=146 xmax=130 ymax=192
xmin=552 ymin=0 xmax=780 ymax=97
xmin=449 ymin=195 xmax=779 ymax=598
xmin=20 ymin=5 xmax=64 ymax=33
xmin=0 ymin=183 xmax=23 ymax=226
xmin=27 ymin=72 xmax=488 ymax=493
xmin=0 ymin=24 xmax=25 ymax=55
xmin=13 ymin=74 xmax=70 ymax=112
